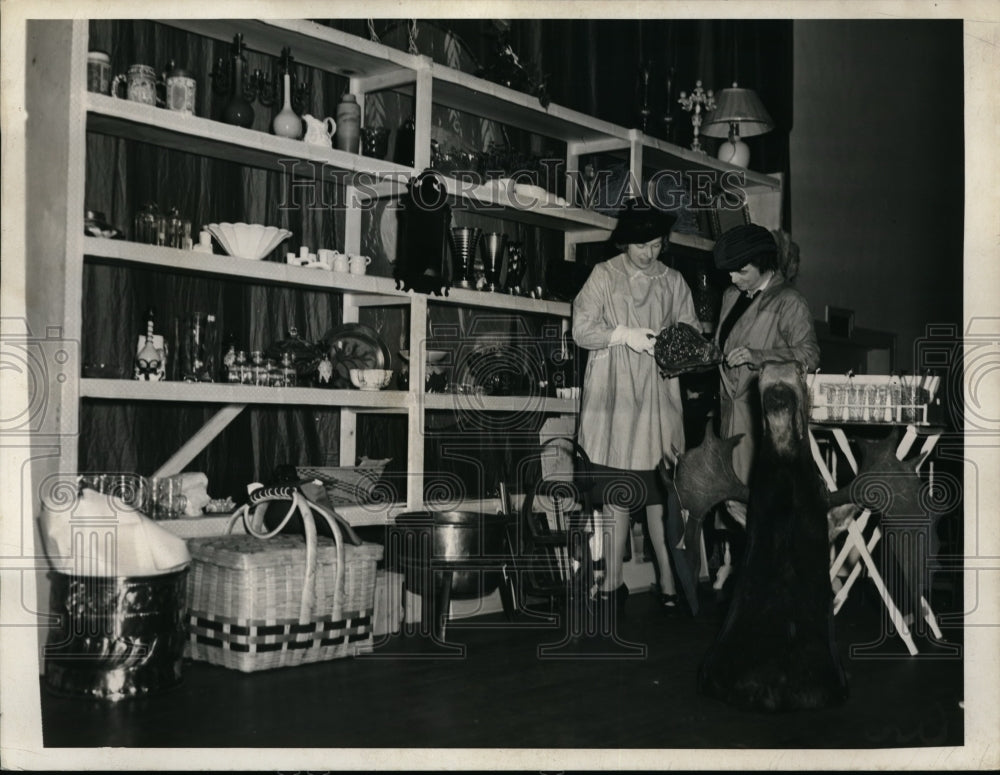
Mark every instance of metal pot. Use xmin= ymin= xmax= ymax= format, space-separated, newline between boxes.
xmin=392 ymin=510 xmax=510 ymax=598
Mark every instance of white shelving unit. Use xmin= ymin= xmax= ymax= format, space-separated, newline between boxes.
xmin=27 ymin=18 xmax=780 ymax=528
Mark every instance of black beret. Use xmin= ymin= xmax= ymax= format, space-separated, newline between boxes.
xmin=713 ymin=223 xmax=777 ymax=270
xmin=609 ymin=198 xmax=677 ymax=246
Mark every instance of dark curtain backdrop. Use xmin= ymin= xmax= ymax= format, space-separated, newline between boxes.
xmin=81 ymin=18 xmax=791 ymax=500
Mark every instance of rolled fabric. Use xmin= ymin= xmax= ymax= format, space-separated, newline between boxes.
xmin=713 ymin=223 xmax=776 ymax=270
xmin=40 ymin=488 xmax=191 ymax=577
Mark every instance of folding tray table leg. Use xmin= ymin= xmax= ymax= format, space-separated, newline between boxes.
xmin=848 ymin=519 xmax=919 ymax=655
xmin=830 ymin=510 xmax=873 ymax=614
xmin=921 ymin=595 xmax=945 ymax=640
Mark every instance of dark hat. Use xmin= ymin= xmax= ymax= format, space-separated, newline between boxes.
xmin=609 ymin=198 xmax=677 ymax=245
xmin=713 ymin=223 xmax=777 ymax=271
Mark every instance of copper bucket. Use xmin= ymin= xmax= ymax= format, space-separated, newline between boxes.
xmin=44 ymin=568 xmax=188 ymax=701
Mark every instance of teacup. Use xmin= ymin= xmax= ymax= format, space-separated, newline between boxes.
xmin=349 ymin=254 xmax=371 ymax=275
xmin=331 ymin=252 xmax=349 ymax=273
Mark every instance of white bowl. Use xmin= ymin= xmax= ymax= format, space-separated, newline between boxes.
xmin=349 ymin=368 xmax=393 ymax=391
xmin=206 ymin=222 xmax=292 ymax=261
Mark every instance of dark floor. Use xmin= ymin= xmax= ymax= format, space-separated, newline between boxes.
xmin=40 ymin=576 xmax=964 ymax=751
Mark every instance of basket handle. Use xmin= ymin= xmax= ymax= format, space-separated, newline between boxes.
xmin=226 ymin=485 xmax=347 ymax=624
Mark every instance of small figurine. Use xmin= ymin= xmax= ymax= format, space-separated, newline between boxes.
xmin=134 ymin=307 xmax=166 ymax=381
xmin=317 ymin=356 xmax=334 ymax=385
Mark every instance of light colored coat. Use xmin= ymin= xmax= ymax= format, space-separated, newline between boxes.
xmin=715 ymin=278 xmax=820 ymax=482
xmin=573 ymin=254 xmax=700 ymax=470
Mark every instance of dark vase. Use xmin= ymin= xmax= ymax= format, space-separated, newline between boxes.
xmin=222 ymin=56 xmax=254 ymax=128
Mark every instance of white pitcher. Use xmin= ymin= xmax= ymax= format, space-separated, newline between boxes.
xmin=302 ymin=114 xmax=336 ymax=147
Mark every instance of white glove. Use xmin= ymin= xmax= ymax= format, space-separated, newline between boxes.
xmin=610 ymin=325 xmax=656 ymax=355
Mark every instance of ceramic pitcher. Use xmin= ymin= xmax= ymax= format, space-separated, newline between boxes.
xmin=302 ymin=114 xmax=336 ymax=147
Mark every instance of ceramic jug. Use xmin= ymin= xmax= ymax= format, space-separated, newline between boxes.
xmin=302 ymin=114 xmax=336 ymax=147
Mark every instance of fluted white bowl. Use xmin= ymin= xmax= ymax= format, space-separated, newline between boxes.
xmin=349 ymin=368 xmax=393 ymax=391
xmin=206 ymin=222 xmax=292 ymax=261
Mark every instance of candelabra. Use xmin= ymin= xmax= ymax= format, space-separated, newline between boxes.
xmin=211 ymin=34 xmax=283 ymax=127
xmin=678 ymin=80 xmax=716 ymax=153
xmin=638 ymin=61 xmax=652 ymax=133
xmin=662 ymin=66 xmax=676 ymax=143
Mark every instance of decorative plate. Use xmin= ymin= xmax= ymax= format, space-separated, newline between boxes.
xmin=319 ymin=324 xmax=391 ymax=389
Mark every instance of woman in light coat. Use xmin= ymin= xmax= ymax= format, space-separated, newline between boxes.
xmin=573 ymin=200 xmax=701 ymax=619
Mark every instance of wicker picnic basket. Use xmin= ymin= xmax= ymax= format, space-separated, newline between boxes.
xmin=186 ymin=485 xmax=382 ymax=672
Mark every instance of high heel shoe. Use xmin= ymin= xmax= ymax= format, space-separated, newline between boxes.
xmin=590 ymin=583 xmax=629 ymax=635
xmin=659 ymin=592 xmax=680 ymax=616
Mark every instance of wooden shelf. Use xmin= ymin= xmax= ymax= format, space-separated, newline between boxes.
xmin=669 ymin=231 xmax=715 ymax=251
xmin=635 ymin=130 xmax=782 ymax=191
xmin=81 ymin=378 xmax=413 ymax=410
xmin=430 ymin=287 xmax=571 ymax=316
xmin=442 ymin=176 xmax=616 ymax=233
xmin=160 ymin=18 xmax=424 ymax=81
xmin=86 ymin=94 xmax=412 ymax=183
xmin=83 ymin=236 xmax=406 ymax=292
xmin=83 ymin=238 xmax=573 ymax=316
xmin=424 ymin=393 xmax=577 ymax=413
xmin=427 ymin=65 xmax=631 ymax=146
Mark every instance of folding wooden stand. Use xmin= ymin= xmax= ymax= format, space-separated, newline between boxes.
xmin=809 ymin=424 xmax=944 ymax=655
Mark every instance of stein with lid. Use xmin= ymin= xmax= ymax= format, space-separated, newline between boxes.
xmin=164 ymin=63 xmax=197 ymax=115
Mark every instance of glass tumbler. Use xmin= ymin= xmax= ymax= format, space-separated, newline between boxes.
xmin=829 ymin=384 xmax=847 ymax=422
xmin=176 ymin=313 xmax=219 ymax=382
xmin=847 ymin=383 xmax=865 ymax=422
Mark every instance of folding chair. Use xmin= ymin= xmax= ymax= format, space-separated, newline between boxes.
xmin=809 ymin=424 xmax=945 ymax=655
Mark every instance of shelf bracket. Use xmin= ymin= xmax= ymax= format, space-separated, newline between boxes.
xmin=152 ymin=404 xmax=247 ymax=478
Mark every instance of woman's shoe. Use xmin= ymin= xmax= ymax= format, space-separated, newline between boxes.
xmin=659 ymin=592 xmax=680 ymax=615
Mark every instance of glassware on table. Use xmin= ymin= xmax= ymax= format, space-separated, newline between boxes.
xmin=871 ymin=385 xmax=889 ymax=423
xmin=828 ymin=383 xmax=847 ymax=422
xmin=899 ymin=383 xmax=927 ymax=424
xmin=889 ymin=381 xmax=902 ymax=422
xmin=847 ymin=382 xmax=865 ymax=422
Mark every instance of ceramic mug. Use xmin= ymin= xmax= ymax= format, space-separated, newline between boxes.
xmin=316 ymin=248 xmax=337 ymax=270
xmin=331 ymin=253 xmax=349 ymax=273
xmin=349 ymin=254 xmax=371 ymax=275
xmin=111 ymin=64 xmax=162 ymax=106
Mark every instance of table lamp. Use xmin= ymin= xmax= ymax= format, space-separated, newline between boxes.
xmin=701 ymin=83 xmax=774 ymax=168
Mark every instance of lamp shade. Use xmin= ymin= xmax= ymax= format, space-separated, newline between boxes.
xmin=701 ymin=84 xmax=775 ymax=139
